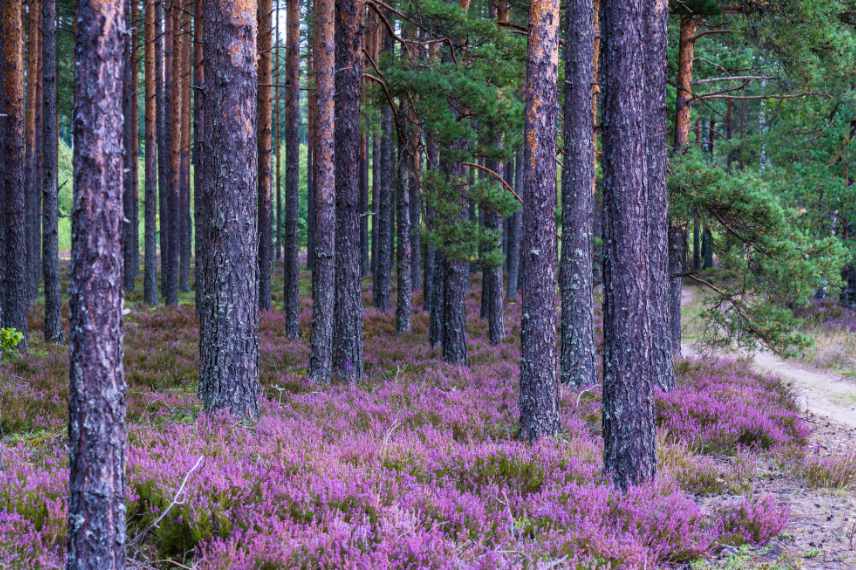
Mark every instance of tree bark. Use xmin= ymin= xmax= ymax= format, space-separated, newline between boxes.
xmin=283 ymin=0 xmax=301 ymax=338
xmin=360 ymin=132 xmax=370 ymax=277
xmin=157 ymin=0 xmax=170 ymax=302
xmin=26 ymin=0 xmax=43 ymax=304
xmin=257 ymin=0 xmax=273 ymax=309
xmin=309 ymin=0 xmax=336 ymax=384
xmin=178 ymin=3 xmax=192 ymax=293
xmin=559 ymin=0 xmax=597 ymax=387
xmin=519 ymin=0 xmax=561 ymax=441
xmin=41 ymin=0 xmax=62 ymax=343
xmin=274 ymin=0 xmax=282 ymax=263
xmin=333 ymin=0 xmax=365 ymax=380
xmin=374 ymin=55 xmax=394 ymax=312
xmin=198 ymin=0 xmax=261 ymax=420
xmin=371 ymin=130 xmax=380 ymax=277
xmin=645 ymin=0 xmax=675 ymax=391
xmin=144 ymin=0 xmax=158 ymax=305
xmin=1 ymin=0 xmax=29 ymax=348
xmin=193 ymin=0 xmax=205 ymax=308
xmin=67 ymin=0 xmax=127 ymax=565
xmin=396 ymin=132 xmax=413 ymax=333
xmin=164 ymin=0 xmax=181 ymax=305
xmin=505 ymin=153 xmax=523 ymax=301
xmin=601 ymin=0 xmax=657 ymax=489
xmin=123 ymin=0 xmax=139 ymax=291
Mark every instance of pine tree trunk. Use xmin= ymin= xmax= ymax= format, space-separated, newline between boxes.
xmin=256 ymin=0 xmax=273 ymax=309
xmin=374 ymin=65 xmax=394 ymax=311
xmin=1 ymin=0 xmax=29 ymax=348
xmin=283 ymin=0 xmax=301 ymax=338
xmin=41 ymin=0 xmax=63 ymax=343
xmin=506 ymin=150 xmax=523 ymax=300
xmin=559 ymin=0 xmax=597 ymax=387
xmin=702 ymin=226 xmax=713 ymax=268
xmin=601 ymin=0 xmax=657 ymax=489
xmin=396 ymin=135 xmax=413 ymax=333
xmin=26 ymin=0 xmax=43 ymax=304
xmin=144 ymin=0 xmax=158 ymax=305
xmin=333 ymin=0 xmax=365 ymax=380
xmin=123 ymin=0 xmax=137 ymax=291
xmin=360 ymin=132 xmax=370 ymax=277
xmin=371 ymin=130 xmax=380 ymax=276
xmin=274 ymin=0 xmax=282 ymax=263
xmin=198 ymin=0 xmax=261 ymax=420
xmin=309 ymin=0 xmax=336 ymax=384
xmin=165 ymin=0 xmax=181 ymax=305
xmin=67 ymin=1 xmax=127 ymax=565
xmin=193 ymin=0 xmax=205 ymax=307
xmin=157 ymin=0 xmax=170 ymax=301
xmin=519 ymin=0 xmax=561 ymax=441
xmin=178 ymin=4 xmax=192 ymax=293
xmin=644 ymin=0 xmax=674 ymax=391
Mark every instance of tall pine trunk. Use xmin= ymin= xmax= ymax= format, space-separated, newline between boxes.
xmin=178 ymin=4 xmax=192 ymax=293
xmin=645 ymin=0 xmax=674 ymax=391
xmin=164 ymin=0 xmax=182 ymax=305
xmin=257 ymin=0 xmax=274 ymax=309
xmin=283 ymin=0 xmax=301 ymax=338
xmin=26 ymin=0 xmax=43 ymax=304
xmin=505 ymin=150 xmax=523 ymax=300
xmin=374 ymin=57 xmax=394 ymax=312
xmin=157 ymin=0 xmax=171 ymax=302
xmin=333 ymin=0 xmax=365 ymax=380
xmin=601 ymin=0 xmax=656 ymax=489
xmin=144 ymin=0 xmax=158 ymax=305
xmin=67 ymin=0 xmax=127 ymax=564
xmin=198 ymin=0 xmax=261 ymax=420
xmin=123 ymin=0 xmax=138 ymax=291
xmin=1 ymin=0 xmax=29 ymax=348
xmin=519 ymin=0 xmax=561 ymax=441
xmin=396 ymin=131 xmax=413 ymax=333
xmin=41 ymin=0 xmax=62 ymax=342
xmin=193 ymin=0 xmax=205 ymax=306
xmin=559 ymin=0 xmax=597 ymax=387
xmin=309 ymin=0 xmax=336 ymax=383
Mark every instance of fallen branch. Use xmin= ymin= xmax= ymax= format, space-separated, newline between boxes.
xmin=129 ymin=455 xmax=204 ymax=549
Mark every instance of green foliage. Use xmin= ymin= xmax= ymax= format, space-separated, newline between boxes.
xmin=0 ymin=328 xmax=24 ymax=361
xmin=669 ymin=149 xmax=847 ymax=355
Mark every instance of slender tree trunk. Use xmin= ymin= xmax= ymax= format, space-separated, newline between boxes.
xmin=601 ymin=0 xmax=657 ymax=489
xmin=198 ymin=0 xmax=261 ymax=420
xmin=178 ymin=3 xmax=192 ymax=293
xmin=396 ymin=132 xmax=413 ymax=333
xmin=164 ymin=0 xmax=181 ymax=305
xmin=702 ymin=226 xmax=713 ymax=268
xmin=668 ymin=14 xmax=698 ymax=354
xmin=306 ymin=15 xmax=317 ymax=273
xmin=309 ymin=0 xmax=336 ymax=383
xmin=371 ymin=130 xmax=380 ymax=277
xmin=144 ymin=0 xmax=158 ymax=305
xmin=67 ymin=1 xmax=127 ymax=566
xmin=559 ymin=0 xmax=597 ymax=387
xmin=41 ymin=0 xmax=62 ymax=343
xmin=374 ymin=51 xmax=394 ymax=312
xmin=692 ymin=213 xmax=701 ymax=270
xmin=506 ymin=150 xmax=522 ymax=300
xmin=274 ymin=0 xmax=282 ymax=263
xmin=333 ymin=0 xmax=365 ymax=380
xmin=519 ymin=0 xmax=561 ymax=441
xmin=360 ymin=132 xmax=370 ymax=277
xmin=193 ymin=0 xmax=205 ymax=305
xmin=26 ymin=0 xmax=43 ymax=304
xmin=123 ymin=0 xmax=137 ymax=291
xmin=257 ymin=0 xmax=273 ymax=309
xmin=283 ymin=0 xmax=301 ymax=338
xmin=1 ymin=0 xmax=29 ymax=348
xmin=645 ymin=0 xmax=674 ymax=391
xmin=157 ymin=0 xmax=170 ymax=301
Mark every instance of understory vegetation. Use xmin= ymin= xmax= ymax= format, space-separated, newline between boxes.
xmin=0 ymin=272 xmax=837 ymax=569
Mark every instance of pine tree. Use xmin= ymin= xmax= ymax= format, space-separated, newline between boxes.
xmin=559 ymin=0 xmax=597 ymax=387
xmin=198 ymin=0 xmax=262 ymax=420
xmin=519 ymin=0 xmax=561 ymax=441
xmin=283 ymin=0 xmax=301 ymax=338
xmin=1 ymin=0 xmax=29 ymax=349
xmin=257 ymin=0 xmax=274 ymax=310
xmin=309 ymin=0 xmax=337 ymax=383
xmin=67 ymin=0 xmax=128 ymax=564
xmin=41 ymin=0 xmax=63 ymax=342
xmin=601 ymin=0 xmax=657 ymax=489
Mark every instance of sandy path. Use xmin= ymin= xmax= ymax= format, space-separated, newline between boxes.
xmin=681 ymin=287 xmax=856 ymax=428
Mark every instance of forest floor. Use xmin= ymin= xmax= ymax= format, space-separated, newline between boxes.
xmin=682 ymin=286 xmax=856 ymax=569
xmin=1 ymin=272 xmax=855 ymax=568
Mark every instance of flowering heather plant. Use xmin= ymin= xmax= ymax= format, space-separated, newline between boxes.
xmin=0 ymin=287 xmax=804 ymax=568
